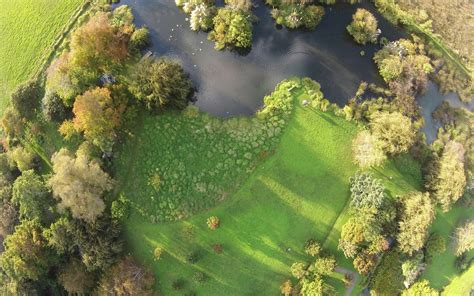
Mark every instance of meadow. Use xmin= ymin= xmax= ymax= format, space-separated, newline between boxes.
xmin=0 ymin=0 xmax=85 ymax=113
xmin=118 ymin=79 xmax=421 ymax=295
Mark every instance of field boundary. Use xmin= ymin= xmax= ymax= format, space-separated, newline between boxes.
xmin=32 ymin=0 xmax=92 ymax=82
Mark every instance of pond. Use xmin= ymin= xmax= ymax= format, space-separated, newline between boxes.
xmin=118 ymin=0 xmax=469 ymax=141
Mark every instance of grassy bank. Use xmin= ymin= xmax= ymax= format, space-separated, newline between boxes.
xmin=0 ymin=0 xmax=85 ymax=113
xmin=119 ymin=79 xmax=420 ymax=295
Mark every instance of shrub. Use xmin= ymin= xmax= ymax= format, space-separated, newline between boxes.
xmin=192 ymin=271 xmax=207 ymax=283
xmin=213 ymin=243 xmax=223 ymax=254
xmin=153 ymin=247 xmax=163 ymax=261
xmin=207 ymin=216 xmax=220 ymax=230
xmin=172 ymin=278 xmax=185 ymax=290
xmin=280 ymin=279 xmax=293 ymax=296
xmin=8 ymin=146 xmax=35 ymax=172
xmin=186 ymin=250 xmax=200 ymax=264
xmin=304 ymin=239 xmax=321 ymax=257
xmin=130 ymin=27 xmax=150 ymax=50
xmin=425 ymin=233 xmax=446 ymax=262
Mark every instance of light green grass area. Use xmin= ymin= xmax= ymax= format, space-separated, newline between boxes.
xmin=442 ymin=264 xmax=474 ymax=296
xmin=120 ymin=80 xmax=421 ymax=295
xmin=0 ymin=0 xmax=84 ymax=112
xmin=422 ymin=207 xmax=474 ymax=290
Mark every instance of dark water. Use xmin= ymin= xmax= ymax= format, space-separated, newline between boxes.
xmin=118 ymin=0 xmax=470 ymax=141
xmin=119 ymin=0 xmax=405 ymax=116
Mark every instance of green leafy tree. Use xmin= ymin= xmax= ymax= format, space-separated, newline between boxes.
xmin=290 ymin=262 xmax=307 ymax=279
xmin=0 ymin=219 xmax=54 ymax=281
xmin=12 ymin=170 xmax=52 ymax=223
xmin=8 ymin=146 xmax=35 ymax=172
xmin=48 ymin=149 xmax=114 ymax=223
xmin=370 ymin=111 xmax=416 ymax=155
xmin=208 ymin=8 xmax=252 ymax=50
xmin=397 ymin=192 xmax=435 ymax=255
xmin=430 ymin=141 xmax=466 ymax=212
xmin=401 ymin=280 xmax=438 ymax=296
xmin=313 ymin=256 xmax=336 ymax=275
xmin=96 ymin=256 xmax=154 ymax=295
xmin=353 ymin=251 xmax=377 ymax=274
xmin=304 ymin=239 xmax=321 ymax=257
xmin=42 ymin=92 xmax=68 ymax=122
xmin=425 ymin=233 xmax=446 ymax=261
xmin=130 ymin=27 xmax=150 ymax=50
xmin=129 ymin=58 xmax=193 ymax=110
xmin=347 ymin=8 xmax=379 ymax=45
xmin=11 ymin=79 xmax=42 ymax=119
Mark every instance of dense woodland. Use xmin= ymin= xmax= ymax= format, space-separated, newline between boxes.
xmin=0 ymin=0 xmax=472 ymax=295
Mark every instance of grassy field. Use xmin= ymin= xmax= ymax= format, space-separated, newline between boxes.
xmin=119 ymin=79 xmax=421 ymax=295
xmin=0 ymin=0 xmax=84 ymax=113
xmin=442 ymin=264 xmax=474 ymax=296
xmin=421 ymin=207 xmax=474 ymax=290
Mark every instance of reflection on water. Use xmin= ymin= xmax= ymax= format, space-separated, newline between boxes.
xmin=118 ymin=0 xmax=471 ymax=139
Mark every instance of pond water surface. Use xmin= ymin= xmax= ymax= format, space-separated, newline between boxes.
xmin=118 ymin=0 xmax=470 ymax=141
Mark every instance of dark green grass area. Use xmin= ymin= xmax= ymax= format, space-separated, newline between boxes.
xmin=0 ymin=0 xmax=84 ymax=113
xmin=120 ymin=79 xmax=421 ymax=295
xmin=422 ymin=207 xmax=474 ymax=290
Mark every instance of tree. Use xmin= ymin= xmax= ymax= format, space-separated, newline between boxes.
xmin=130 ymin=27 xmax=150 ymax=50
xmin=8 ymin=146 xmax=35 ymax=172
xmin=453 ymin=220 xmax=474 ymax=256
xmin=58 ymin=258 xmax=96 ymax=294
xmin=401 ymin=280 xmax=438 ymax=296
xmin=370 ymin=111 xmax=416 ymax=155
xmin=208 ymin=8 xmax=252 ymax=50
xmin=72 ymin=87 xmax=122 ymax=151
xmin=397 ymin=192 xmax=435 ymax=255
xmin=304 ymin=239 xmax=321 ymax=257
xmin=347 ymin=8 xmax=379 ymax=45
xmin=1 ymin=107 xmax=25 ymax=140
xmin=129 ymin=58 xmax=193 ymax=110
xmin=96 ymin=256 xmax=154 ymax=295
xmin=313 ymin=256 xmax=336 ymax=275
xmin=353 ymin=251 xmax=377 ymax=274
xmin=430 ymin=141 xmax=466 ymax=212
xmin=72 ymin=216 xmax=123 ymax=271
xmin=425 ymin=233 xmax=446 ymax=261
xmin=11 ymin=79 xmax=42 ymax=119
xmin=48 ymin=149 xmax=114 ymax=223
xmin=42 ymin=92 xmax=68 ymax=122
xmin=43 ymin=217 xmax=75 ymax=255
xmin=70 ymin=13 xmax=129 ymax=71
xmin=290 ymin=262 xmax=307 ymax=279
xmin=352 ymin=130 xmax=386 ymax=169
xmin=349 ymin=172 xmax=386 ymax=210
xmin=12 ymin=170 xmax=52 ymax=223
xmin=300 ymin=276 xmax=324 ymax=296
xmin=0 ymin=219 xmax=54 ymax=281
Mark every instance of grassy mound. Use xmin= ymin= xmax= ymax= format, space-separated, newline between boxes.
xmin=0 ymin=0 xmax=85 ymax=112
xmin=119 ymin=78 xmax=421 ymax=295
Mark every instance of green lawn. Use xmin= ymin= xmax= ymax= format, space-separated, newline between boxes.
xmin=442 ymin=264 xmax=474 ymax=296
xmin=421 ymin=207 xmax=474 ymax=290
xmin=120 ymin=79 xmax=421 ymax=295
xmin=0 ymin=0 xmax=84 ymax=112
